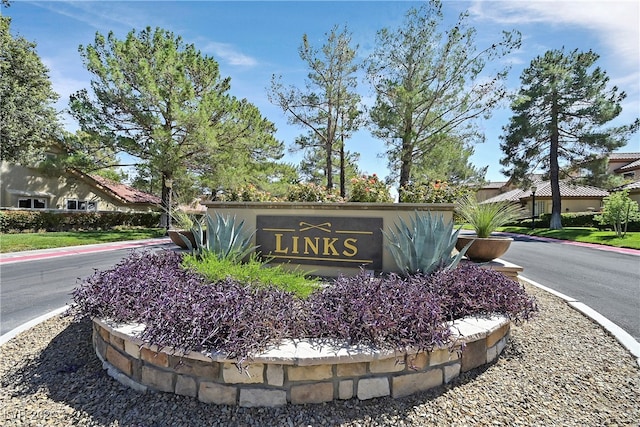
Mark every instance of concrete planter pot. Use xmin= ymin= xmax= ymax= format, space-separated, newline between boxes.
xmin=455 ymin=235 xmax=513 ymax=262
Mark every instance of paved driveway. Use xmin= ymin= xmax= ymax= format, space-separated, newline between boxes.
xmin=500 ymin=233 xmax=640 ymax=341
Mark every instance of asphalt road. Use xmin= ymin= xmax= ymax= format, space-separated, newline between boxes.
xmin=1 ymin=236 xmax=639 ymax=343
xmin=501 ymin=234 xmax=640 ymax=341
xmin=0 ymin=241 xmax=174 ymax=335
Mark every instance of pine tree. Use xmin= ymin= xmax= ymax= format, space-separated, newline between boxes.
xmin=501 ymin=48 xmax=639 ymax=229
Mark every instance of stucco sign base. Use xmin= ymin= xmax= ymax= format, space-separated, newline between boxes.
xmin=93 ymin=316 xmax=510 ymax=407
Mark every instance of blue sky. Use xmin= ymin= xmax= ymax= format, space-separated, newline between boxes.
xmin=4 ymin=0 xmax=639 ymax=184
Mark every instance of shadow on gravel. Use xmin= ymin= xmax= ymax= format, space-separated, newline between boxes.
xmin=2 ymin=318 xmax=506 ymax=427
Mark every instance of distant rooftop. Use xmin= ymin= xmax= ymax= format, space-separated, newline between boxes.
xmin=89 ymin=174 xmax=161 ymax=205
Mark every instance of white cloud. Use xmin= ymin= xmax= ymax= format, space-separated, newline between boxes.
xmin=203 ymin=42 xmax=258 ymax=67
xmin=30 ymin=1 xmax=146 ymax=33
xmin=469 ymin=0 xmax=639 ymax=67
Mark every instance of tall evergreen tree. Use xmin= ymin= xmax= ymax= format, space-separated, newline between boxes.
xmin=366 ymin=1 xmax=519 ymax=194
xmin=297 ymin=145 xmax=361 ymax=188
xmin=411 ymin=133 xmax=487 ymax=185
xmin=269 ymin=25 xmax=363 ymax=194
xmin=500 ymin=48 xmax=639 ymax=229
xmin=0 ymin=16 xmax=59 ymax=163
xmin=70 ymin=27 xmax=282 ymax=227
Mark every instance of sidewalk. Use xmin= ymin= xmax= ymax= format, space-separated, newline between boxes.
xmin=0 ymin=237 xmax=172 ymax=265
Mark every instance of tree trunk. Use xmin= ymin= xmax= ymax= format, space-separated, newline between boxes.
xmin=549 ymin=90 xmax=563 ymax=230
xmin=161 ymin=174 xmax=172 ymax=230
xmin=325 ymin=141 xmax=333 ymax=190
xmin=398 ymin=134 xmax=413 ymax=196
xmin=339 ymin=133 xmax=346 ymax=198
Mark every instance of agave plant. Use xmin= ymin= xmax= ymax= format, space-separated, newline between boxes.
xmin=179 ymin=212 xmax=258 ymax=262
xmin=383 ymin=211 xmax=471 ymax=276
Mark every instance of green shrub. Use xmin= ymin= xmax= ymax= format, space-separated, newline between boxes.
xmin=348 ymin=174 xmax=393 ymax=203
xmin=559 ymin=212 xmax=598 ymax=227
xmin=218 ymin=184 xmax=280 ymax=202
xmin=520 ymin=212 xmax=640 ymax=231
xmin=0 ymin=209 xmax=161 ymax=232
xmin=595 ymin=190 xmax=640 ymax=237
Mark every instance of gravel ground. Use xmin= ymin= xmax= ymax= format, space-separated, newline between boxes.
xmin=1 ymin=283 xmax=639 ymax=427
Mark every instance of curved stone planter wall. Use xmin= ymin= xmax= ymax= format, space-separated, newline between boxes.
xmin=93 ymin=316 xmax=510 ymax=407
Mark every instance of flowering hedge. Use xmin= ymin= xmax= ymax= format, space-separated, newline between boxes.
xmin=348 ymin=174 xmax=393 ymax=203
xmin=399 ymin=181 xmax=472 ymax=204
xmin=285 ymin=182 xmax=345 ymax=202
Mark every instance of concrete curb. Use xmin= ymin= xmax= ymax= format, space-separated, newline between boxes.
xmin=0 ymin=306 xmax=70 ymax=346
xmin=519 ymin=276 xmax=640 ymax=368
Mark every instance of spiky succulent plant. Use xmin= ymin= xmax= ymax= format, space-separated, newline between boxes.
xmin=383 ymin=211 xmax=471 ymax=276
xmin=456 ymin=195 xmax=523 ymax=238
xmin=179 ymin=212 xmax=257 ymax=261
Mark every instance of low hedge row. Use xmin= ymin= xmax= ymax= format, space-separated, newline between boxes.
xmin=513 ymin=212 xmax=640 ymax=231
xmin=0 ymin=209 xmax=161 ymax=232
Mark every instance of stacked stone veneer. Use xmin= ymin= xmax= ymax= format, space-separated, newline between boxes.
xmin=93 ymin=316 xmax=510 ymax=407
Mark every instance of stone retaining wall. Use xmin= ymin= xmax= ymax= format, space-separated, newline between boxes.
xmin=93 ymin=316 xmax=510 ymax=407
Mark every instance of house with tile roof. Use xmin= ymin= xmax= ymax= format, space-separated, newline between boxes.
xmin=478 ymin=152 xmax=640 ymax=213
xmin=606 ymin=152 xmax=640 ymax=180
xmin=604 ymin=153 xmax=640 ymax=204
xmin=482 ymin=180 xmax=609 ymax=218
xmin=0 ymin=160 xmax=161 ymax=213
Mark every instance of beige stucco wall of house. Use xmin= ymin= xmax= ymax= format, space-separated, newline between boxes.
xmin=522 ymin=197 xmax=604 ymax=215
xmin=475 ymin=188 xmax=503 ymax=202
xmin=203 ymin=201 xmax=455 ymax=276
xmin=1 ymin=162 xmax=137 ymax=212
xmin=628 ymin=190 xmax=640 ymax=205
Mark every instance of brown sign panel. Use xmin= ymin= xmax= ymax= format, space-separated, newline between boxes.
xmin=256 ymin=215 xmax=383 ymax=270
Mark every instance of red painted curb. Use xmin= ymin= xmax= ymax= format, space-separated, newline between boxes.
xmin=0 ymin=238 xmax=172 ymax=265
xmin=498 ymin=232 xmax=640 ymax=256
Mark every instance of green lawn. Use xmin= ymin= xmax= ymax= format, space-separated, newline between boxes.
xmin=499 ymin=226 xmax=640 ymax=250
xmin=0 ymin=228 xmax=166 ymax=253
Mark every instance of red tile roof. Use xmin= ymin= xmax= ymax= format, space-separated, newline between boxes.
xmin=89 ymin=174 xmax=161 ymax=205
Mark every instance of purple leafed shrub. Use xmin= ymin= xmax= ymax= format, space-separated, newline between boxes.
xmin=304 ymin=272 xmax=451 ymax=351
xmin=72 ymin=250 xmax=303 ymax=361
xmin=72 ymin=250 xmax=537 ymax=362
xmin=423 ymin=263 xmax=538 ymax=323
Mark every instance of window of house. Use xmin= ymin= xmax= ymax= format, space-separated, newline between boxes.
xmin=66 ymin=199 xmax=98 ymax=211
xmin=623 ymin=172 xmax=635 ymax=179
xmin=17 ymin=198 xmax=47 ymax=209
